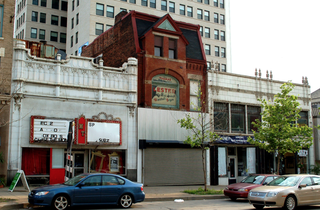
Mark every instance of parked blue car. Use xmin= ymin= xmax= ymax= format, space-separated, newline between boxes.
xmin=28 ymin=173 xmax=145 ymax=210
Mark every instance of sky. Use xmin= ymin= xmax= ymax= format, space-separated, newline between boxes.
xmin=229 ymin=0 xmax=320 ymax=93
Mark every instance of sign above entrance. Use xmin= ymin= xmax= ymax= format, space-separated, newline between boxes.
xmin=215 ymin=135 xmax=251 ymax=145
xmin=298 ymin=150 xmax=308 ymax=157
xmin=30 ymin=116 xmax=71 ymax=143
xmin=87 ymin=120 xmax=121 ymax=145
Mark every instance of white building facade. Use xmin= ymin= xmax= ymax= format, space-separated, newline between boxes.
xmin=208 ymin=70 xmax=313 ymax=185
xmin=7 ymin=40 xmax=139 ymax=183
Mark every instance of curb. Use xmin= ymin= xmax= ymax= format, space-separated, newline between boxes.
xmin=145 ymin=195 xmax=226 ymax=202
xmin=0 ymin=195 xmax=227 ymax=209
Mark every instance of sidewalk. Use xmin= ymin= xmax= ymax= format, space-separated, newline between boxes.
xmin=0 ymin=185 xmax=227 ymax=209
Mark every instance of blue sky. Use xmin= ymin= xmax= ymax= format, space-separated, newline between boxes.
xmin=229 ymin=0 xmax=320 ymax=93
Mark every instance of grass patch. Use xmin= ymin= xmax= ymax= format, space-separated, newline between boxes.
xmin=0 ymin=198 xmax=16 ymax=203
xmin=183 ymin=187 xmax=224 ymax=195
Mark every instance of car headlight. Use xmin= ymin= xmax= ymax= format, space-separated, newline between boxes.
xmin=238 ymin=188 xmax=249 ymax=192
xmin=225 ymin=187 xmax=229 ymax=190
xmin=267 ymin=191 xmax=279 ymax=197
xmin=35 ymin=191 xmax=49 ymax=196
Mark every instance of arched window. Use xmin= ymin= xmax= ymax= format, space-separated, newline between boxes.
xmin=152 ymin=74 xmax=179 ymax=109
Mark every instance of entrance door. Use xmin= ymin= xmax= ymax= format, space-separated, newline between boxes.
xmin=65 ymin=150 xmax=86 ymax=178
xmin=228 ymin=156 xmax=237 ymax=184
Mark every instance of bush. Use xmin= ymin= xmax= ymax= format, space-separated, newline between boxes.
xmin=311 ymin=163 xmax=320 ymax=175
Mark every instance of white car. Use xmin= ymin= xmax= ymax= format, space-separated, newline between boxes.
xmin=248 ymin=174 xmax=320 ymax=210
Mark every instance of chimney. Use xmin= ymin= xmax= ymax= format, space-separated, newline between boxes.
xmin=115 ymin=11 xmax=128 ymax=25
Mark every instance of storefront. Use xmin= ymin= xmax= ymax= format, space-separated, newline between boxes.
xmin=210 ymin=136 xmax=275 ymax=185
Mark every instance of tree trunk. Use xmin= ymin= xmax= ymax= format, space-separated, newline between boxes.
xmin=202 ymin=149 xmax=207 ymax=191
xmin=277 ymin=153 xmax=281 ymax=175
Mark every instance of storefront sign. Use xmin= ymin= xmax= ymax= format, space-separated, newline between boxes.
xmin=152 ymin=75 xmax=178 ymax=107
xmin=298 ymin=150 xmax=308 ymax=157
xmin=215 ymin=136 xmax=251 ymax=145
xmin=31 ymin=116 xmax=70 ymax=143
xmin=87 ymin=121 xmax=121 ymax=144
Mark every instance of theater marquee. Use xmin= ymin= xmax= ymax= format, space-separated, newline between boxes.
xmin=30 ymin=116 xmax=71 ymax=143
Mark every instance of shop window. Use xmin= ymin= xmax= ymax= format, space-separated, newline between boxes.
xmin=154 ymin=36 xmax=163 ymax=57
xmin=214 ymin=102 xmax=229 ymax=132
xmin=218 ymin=147 xmax=227 ymax=176
xmin=247 ymin=106 xmax=261 ymax=134
xmin=52 ymin=148 xmax=64 ymax=168
xmin=152 ymin=74 xmax=179 ymax=109
xmin=231 ymin=104 xmax=245 ymax=133
xmin=190 ymin=80 xmax=200 ymax=111
xmin=89 ymin=150 xmax=126 ymax=174
xmin=237 ymin=147 xmax=247 ymax=176
xmin=168 ymin=39 xmax=177 ymax=59
xmin=22 ymin=148 xmax=50 ymax=175
xmin=298 ymin=111 xmax=308 ymax=126
xmin=247 ymin=148 xmax=256 ymax=173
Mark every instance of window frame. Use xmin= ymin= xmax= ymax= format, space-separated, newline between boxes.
xmin=40 ymin=12 xmax=46 ymax=23
xmin=214 ymin=13 xmax=219 ymax=23
xmin=39 ymin=29 xmax=45 ymax=39
xmin=51 ymin=15 xmax=59 ymax=25
xmin=220 ymin=30 xmax=225 ymax=41
xmin=187 ymin=6 xmax=193 ymax=17
xmin=106 ymin=5 xmax=114 ymax=18
xmin=154 ymin=35 xmax=163 ymax=57
xmin=205 ymin=27 xmax=210 ymax=38
xmin=190 ymin=80 xmax=200 ymax=111
xmin=231 ymin=104 xmax=246 ymax=133
xmin=197 ymin=8 xmax=202 ymax=19
xmin=214 ymin=102 xmax=229 ymax=132
xmin=205 ymin=44 xmax=210 ymax=55
xmin=60 ymin=32 xmax=66 ymax=43
xmin=215 ymin=46 xmax=219 ymax=56
xmin=161 ymin=0 xmax=167 ymax=11
xmin=96 ymin=3 xmax=104 ymax=16
xmin=141 ymin=0 xmax=148 ymax=6
xmin=169 ymin=1 xmax=175 ymax=13
xmin=214 ymin=29 xmax=219 ymax=40
xmin=204 ymin=10 xmax=210 ymax=21
xmin=220 ymin=14 xmax=225 ymax=24
xmin=31 ymin=28 xmax=37 ymax=39
xmin=40 ymin=0 xmax=47 ymax=7
xmin=95 ymin=22 xmax=104 ymax=35
xmin=61 ymin=16 xmax=67 ymax=27
xmin=50 ymin=31 xmax=58 ymax=42
xmin=31 ymin=11 xmax=38 ymax=22
xmin=180 ymin=4 xmax=185 ymax=15
xmin=52 ymin=0 xmax=59 ymax=9
xmin=150 ymin=0 xmax=156 ymax=8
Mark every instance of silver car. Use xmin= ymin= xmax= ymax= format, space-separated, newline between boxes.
xmin=248 ymin=174 xmax=320 ymax=210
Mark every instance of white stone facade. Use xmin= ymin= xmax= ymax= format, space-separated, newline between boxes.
xmin=8 ymin=40 xmax=138 ymax=180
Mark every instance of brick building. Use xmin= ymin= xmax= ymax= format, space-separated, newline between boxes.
xmin=0 ymin=0 xmax=15 ymax=185
xmin=82 ymin=11 xmax=209 ymax=185
xmin=82 ymin=11 xmax=207 ymax=111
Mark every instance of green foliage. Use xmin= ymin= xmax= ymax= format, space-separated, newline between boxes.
xmin=248 ymin=82 xmax=313 ymax=173
xmin=311 ymin=163 xmax=320 ymax=175
xmin=0 ymin=177 xmax=5 ymax=186
xmin=183 ymin=187 xmax=223 ymax=195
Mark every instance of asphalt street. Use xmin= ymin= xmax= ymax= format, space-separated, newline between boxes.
xmin=13 ymin=199 xmax=320 ymax=210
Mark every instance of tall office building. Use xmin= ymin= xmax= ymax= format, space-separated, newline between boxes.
xmin=69 ymin=0 xmax=230 ymax=72
xmin=14 ymin=0 xmax=68 ymax=51
xmin=14 ymin=0 xmax=230 ymax=71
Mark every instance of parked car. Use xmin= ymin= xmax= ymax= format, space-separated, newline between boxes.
xmin=248 ymin=174 xmax=320 ymax=210
xmin=28 ymin=173 xmax=145 ymax=210
xmin=224 ymin=174 xmax=278 ymax=200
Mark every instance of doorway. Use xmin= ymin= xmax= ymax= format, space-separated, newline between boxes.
xmin=228 ymin=156 xmax=237 ymax=184
xmin=65 ymin=150 xmax=88 ymax=178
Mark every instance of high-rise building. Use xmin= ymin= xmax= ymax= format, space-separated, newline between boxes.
xmin=14 ymin=0 xmax=230 ymax=72
xmin=14 ymin=0 xmax=68 ymax=51
xmin=69 ymin=0 xmax=230 ymax=72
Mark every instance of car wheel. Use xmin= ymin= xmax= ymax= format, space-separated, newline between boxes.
xmin=230 ymin=197 xmax=237 ymax=201
xmin=253 ymin=204 xmax=264 ymax=210
xmin=284 ymin=195 xmax=297 ymax=210
xmin=53 ymin=195 xmax=69 ymax=210
xmin=119 ymin=194 xmax=133 ymax=208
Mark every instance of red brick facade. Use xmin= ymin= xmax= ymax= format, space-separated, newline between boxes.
xmin=82 ymin=11 xmax=207 ymax=111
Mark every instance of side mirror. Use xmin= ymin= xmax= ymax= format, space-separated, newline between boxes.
xmin=299 ymin=184 xmax=307 ymax=188
xmin=77 ymin=183 xmax=85 ymax=188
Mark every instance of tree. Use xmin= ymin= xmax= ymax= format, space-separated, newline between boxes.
xmin=248 ymin=82 xmax=313 ymax=175
xmin=177 ymin=89 xmax=219 ymax=191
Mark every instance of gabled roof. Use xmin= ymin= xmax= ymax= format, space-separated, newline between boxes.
xmin=132 ymin=12 xmax=204 ymax=61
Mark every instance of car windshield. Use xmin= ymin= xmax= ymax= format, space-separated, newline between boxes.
xmin=268 ymin=176 xmax=300 ymax=187
xmin=241 ymin=175 xmax=265 ymax=184
xmin=64 ymin=174 xmax=88 ymax=186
